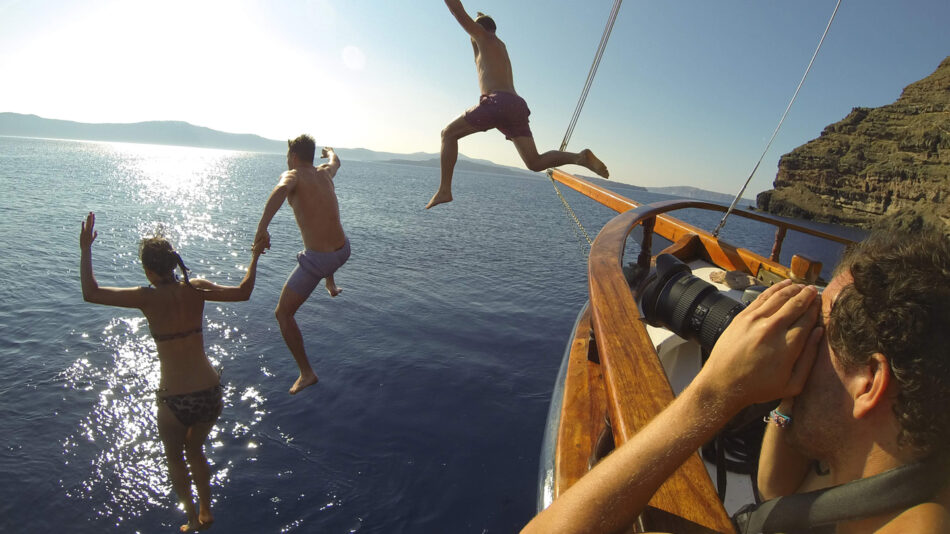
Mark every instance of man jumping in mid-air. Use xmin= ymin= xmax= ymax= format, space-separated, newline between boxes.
xmin=426 ymin=0 xmax=610 ymax=209
xmin=255 ymin=137 xmax=350 ymax=395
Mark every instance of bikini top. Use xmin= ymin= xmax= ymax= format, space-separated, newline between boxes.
xmin=151 ymin=326 xmax=202 ymax=343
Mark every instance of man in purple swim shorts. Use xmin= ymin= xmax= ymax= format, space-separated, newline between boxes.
xmin=426 ymin=0 xmax=611 ymax=210
xmin=255 ymin=137 xmax=350 ymax=395
xmin=286 ymin=239 xmax=351 ymax=299
xmin=464 ymin=91 xmax=533 ymax=141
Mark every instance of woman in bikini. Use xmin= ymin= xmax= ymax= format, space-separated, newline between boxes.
xmin=79 ymin=212 xmax=263 ymax=532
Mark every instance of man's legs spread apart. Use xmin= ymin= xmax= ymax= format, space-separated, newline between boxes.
xmin=426 ymin=115 xmax=481 ymax=209
xmin=275 ymin=283 xmax=318 ymax=395
xmin=511 ymin=136 xmax=609 ymax=178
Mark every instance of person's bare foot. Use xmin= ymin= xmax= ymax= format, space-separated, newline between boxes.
xmin=425 ymin=190 xmax=453 ymax=209
xmin=289 ymin=372 xmax=319 ymax=394
xmin=180 ymin=516 xmax=200 ymax=533
xmin=197 ymin=506 xmax=214 ymax=530
xmin=180 ymin=517 xmax=212 ymax=532
xmin=180 ymin=501 xmax=200 ymax=532
xmin=579 ymin=149 xmax=609 ymax=179
xmin=325 ymin=280 xmax=342 ymax=297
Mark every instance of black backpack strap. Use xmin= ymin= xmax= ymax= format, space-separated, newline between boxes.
xmin=733 ymin=460 xmax=947 ymax=533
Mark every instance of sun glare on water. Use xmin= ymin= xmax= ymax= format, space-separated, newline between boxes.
xmin=100 ymin=142 xmax=247 ymax=246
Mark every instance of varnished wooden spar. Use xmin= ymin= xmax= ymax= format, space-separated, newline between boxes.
xmin=548 ymin=169 xmax=852 ymax=281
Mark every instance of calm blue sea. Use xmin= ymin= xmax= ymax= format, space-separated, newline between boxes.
xmin=0 ymin=136 xmax=860 ymax=533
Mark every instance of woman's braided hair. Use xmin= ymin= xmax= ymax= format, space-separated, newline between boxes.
xmin=139 ymin=236 xmax=196 ymax=289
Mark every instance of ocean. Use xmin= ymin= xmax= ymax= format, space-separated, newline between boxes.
xmin=0 ymin=136 xmax=860 ymax=533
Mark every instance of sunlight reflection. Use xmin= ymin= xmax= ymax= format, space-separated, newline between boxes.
xmin=108 ymin=142 xmax=233 ymax=204
xmin=103 ymin=142 xmax=248 ymax=250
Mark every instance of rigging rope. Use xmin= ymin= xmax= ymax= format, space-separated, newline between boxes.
xmin=560 ymin=0 xmax=623 ymax=152
xmin=712 ymin=0 xmax=842 ymax=238
xmin=551 ymin=0 xmax=623 ymax=252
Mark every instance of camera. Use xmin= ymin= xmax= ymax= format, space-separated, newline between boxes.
xmin=638 ymin=254 xmax=749 ymax=353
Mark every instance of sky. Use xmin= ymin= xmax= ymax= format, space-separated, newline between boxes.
xmin=1 ymin=0 xmax=948 ymax=196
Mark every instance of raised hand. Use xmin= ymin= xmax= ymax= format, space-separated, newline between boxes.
xmin=80 ymin=212 xmax=98 ymax=249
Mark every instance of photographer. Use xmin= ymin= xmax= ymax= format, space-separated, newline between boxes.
xmin=523 ymin=227 xmax=950 ymax=534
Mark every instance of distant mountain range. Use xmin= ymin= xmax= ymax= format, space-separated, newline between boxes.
xmin=0 ymin=112 xmax=747 ymax=204
xmin=0 ymin=112 xmax=512 ymax=167
xmin=648 ymin=186 xmax=751 ymax=205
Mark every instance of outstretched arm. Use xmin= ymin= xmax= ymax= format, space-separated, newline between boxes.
xmin=523 ymin=280 xmax=822 ymax=534
xmin=254 ymin=173 xmax=294 ymax=251
xmin=190 ymin=243 xmax=264 ymax=302
xmin=318 ymin=147 xmax=341 ymax=179
xmin=79 ymin=212 xmax=150 ymax=309
xmin=444 ymin=0 xmax=488 ymax=37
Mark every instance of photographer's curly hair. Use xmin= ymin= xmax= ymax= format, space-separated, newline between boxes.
xmin=827 ymin=227 xmax=950 ymax=460
xmin=139 ymin=237 xmax=196 ymax=289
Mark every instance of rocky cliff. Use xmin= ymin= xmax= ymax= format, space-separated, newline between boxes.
xmin=757 ymin=56 xmax=950 ymax=235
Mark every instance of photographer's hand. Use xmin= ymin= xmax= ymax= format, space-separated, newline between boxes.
xmin=696 ymin=279 xmax=822 ymax=415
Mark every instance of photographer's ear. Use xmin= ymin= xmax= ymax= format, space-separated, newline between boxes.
xmin=851 ymin=352 xmax=891 ymax=419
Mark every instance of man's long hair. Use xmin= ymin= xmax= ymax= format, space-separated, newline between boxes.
xmin=829 ymin=226 xmax=950 ymax=459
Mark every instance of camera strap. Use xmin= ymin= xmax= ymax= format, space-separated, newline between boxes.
xmin=732 ymin=459 xmax=948 ymax=533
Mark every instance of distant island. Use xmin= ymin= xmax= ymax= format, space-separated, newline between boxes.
xmin=0 ymin=112 xmax=521 ymax=169
xmin=0 ymin=111 xmax=749 ymax=205
xmin=648 ymin=186 xmax=752 ymax=205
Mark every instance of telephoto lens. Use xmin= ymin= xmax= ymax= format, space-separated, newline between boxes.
xmin=638 ymin=254 xmax=748 ymax=352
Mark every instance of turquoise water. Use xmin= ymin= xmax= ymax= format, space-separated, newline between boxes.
xmin=0 ymin=136 xmax=855 ymax=533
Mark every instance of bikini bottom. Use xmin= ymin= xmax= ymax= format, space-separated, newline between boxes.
xmin=157 ymin=384 xmax=223 ymax=427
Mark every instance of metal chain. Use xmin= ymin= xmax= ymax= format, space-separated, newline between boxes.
xmin=551 ymin=176 xmax=593 ymax=253
xmin=549 ymin=0 xmax=622 ymax=255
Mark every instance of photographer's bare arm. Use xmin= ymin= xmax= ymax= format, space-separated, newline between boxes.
xmin=757 ymin=396 xmax=831 ymax=500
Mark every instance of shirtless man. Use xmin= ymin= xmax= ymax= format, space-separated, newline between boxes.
xmin=425 ymin=0 xmax=610 ymax=209
xmin=255 ymin=136 xmax=350 ymax=394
